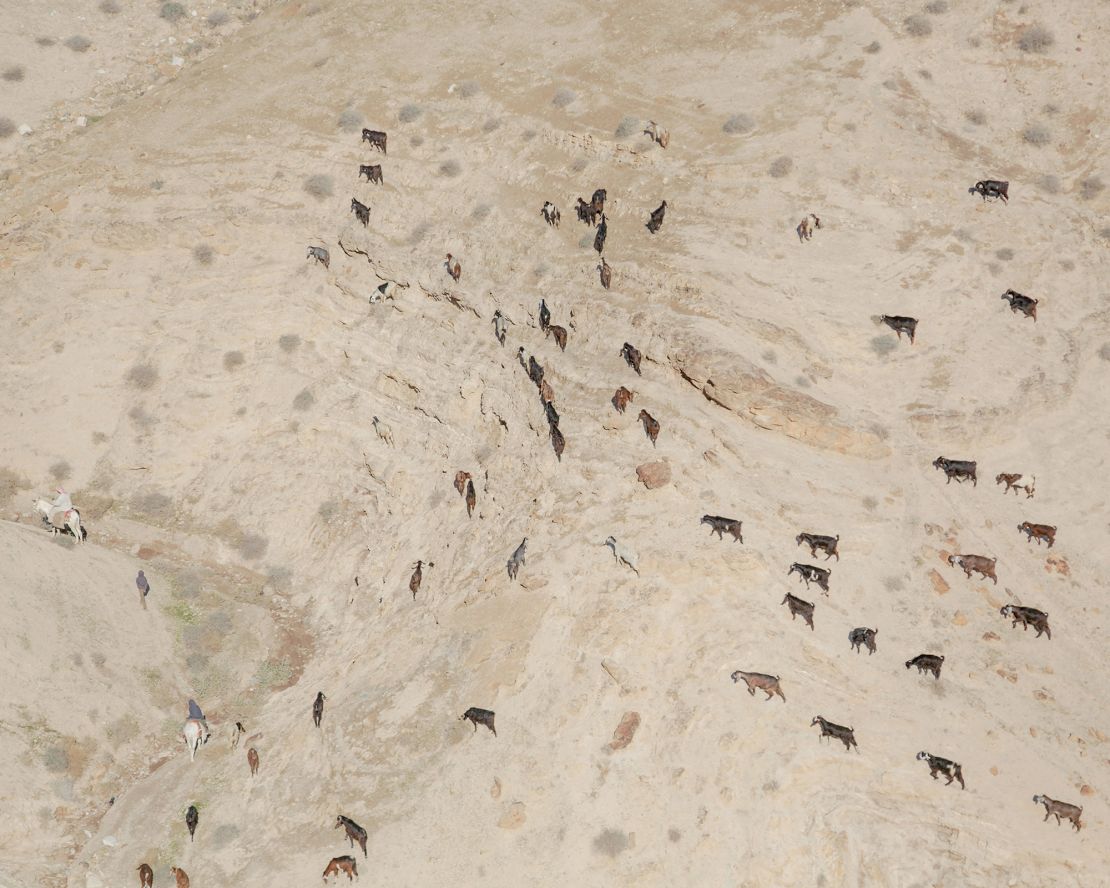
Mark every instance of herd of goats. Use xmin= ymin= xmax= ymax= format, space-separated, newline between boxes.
xmin=114 ymin=135 xmax=1081 ymax=888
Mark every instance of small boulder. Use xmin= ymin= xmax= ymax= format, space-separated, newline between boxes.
xmin=609 ymin=711 xmax=641 ymax=750
xmin=635 ymin=460 xmax=671 ymax=489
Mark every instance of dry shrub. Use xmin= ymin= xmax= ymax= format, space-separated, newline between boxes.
xmin=303 ymin=174 xmax=332 ymax=199
xmin=279 ymin=334 xmax=300 ymax=353
xmin=593 ymin=829 xmax=630 ymax=857
xmin=458 ymin=80 xmax=480 ymax=98
xmin=863 ymin=40 xmax=881 ymax=53
xmin=614 ymin=115 xmax=641 ymax=138
xmin=0 ymin=118 xmax=15 ymax=139
xmin=292 ymin=388 xmax=315 ymax=410
xmin=1078 ymin=177 xmax=1104 ymax=201
xmin=552 ymin=87 xmax=576 ymax=108
xmin=35 ymin=37 xmax=56 ymax=47
xmin=207 ymin=10 xmax=230 ymax=27
xmin=964 ymin=109 xmax=986 ymax=126
xmin=193 ymin=244 xmax=214 ymax=265
xmin=160 ymin=2 xmax=186 ymax=21
xmin=904 ymin=15 xmax=932 ymax=36
xmin=723 ymin=113 xmax=755 ymax=134
xmin=49 ymin=461 xmax=72 ymax=482
xmin=132 ymin=491 xmax=173 ymax=520
xmin=439 ymin=159 xmax=461 ymax=177
xmin=1018 ymin=24 xmax=1054 ymax=53
xmin=871 ymin=336 xmax=897 ymax=357
xmin=99 ymin=0 xmax=121 ymax=12
xmin=472 ymin=204 xmax=491 ymax=220
xmin=64 ymin=35 xmax=92 ymax=52
xmin=223 ymin=350 xmax=244 ymax=371
xmin=2 ymin=66 xmax=25 ymax=82
xmin=0 ymin=467 xmax=31 ymax=503
xmin=398 ymin=103 xmax=423 ymax=122
xmin=1022 ymin=123 xmax=1051 ymax=146
xmin=769 ymin=156 xmax=793 ymax=178
xmin=925 ymin=0 xmax=948 ymax=12
xmin=482 ymin=117 xmax=501 ymax=133
xmin=1036 ymin=174 xmax=1060 ymax=194
xmin=1099 ymin=343 xmax=1110 ymax=361
xmin=995 ymin=248 xmax=1014 ymax=261
xmin=127 ymin=362 xmax=158 ymax=390
xmin=338 ymin=109 xmax=362 ymax=131
xmin=42 ymin=745 xmax=70 ymax=773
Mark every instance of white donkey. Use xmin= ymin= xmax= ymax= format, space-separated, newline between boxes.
xmin=182 ymin=719 xmax=210 ymax=762
xmin=33 ymin=497 xmax=83 ymax=544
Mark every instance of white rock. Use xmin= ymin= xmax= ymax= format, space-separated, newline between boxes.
xmin=86 ymin=873 xmax=105 ymax=888
xmin=18 ymin=124 xmax=32 ymax=136
xmin=101 ymin=835 xmax=117 ymax=847
xmin=171 ymin=56 xmax=184 ymax=67
xmin=77 ymin=116 xmax=88 ymax=127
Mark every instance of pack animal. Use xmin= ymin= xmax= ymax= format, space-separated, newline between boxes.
xmin=1001 ymin=289 xmax=1037 ymax=321
xmin=307 ymin=245 xmax=330 ymax=269
xmin=612 ymin=386 xmax=634 ymax=414
xmin=1000 ymin=604 xmax=1051 ymax=639
xmin=917 ymin=751 xmax=965 ymax=789
xmin=849 ymin=627 xmax=878 ymax=655
xmin=637 ymin=409 xmax=660 ymax=446
xmin=350 ymin=198 xmax=370 ymax=226
xmin=646 ymin=200 xmax=667 ymax=234
xmin=933 ymin=457 xmax=977 ymax=485
xmin=335 ymin=815 xmax=368 ymax=857
xmin=701 ymin=515 xmax=743 ymax=542
xmin=969 ymin=179 xmax=1008 ymax=202
xmin=796 ymin=532 xmax=839 ymax=561
xmin=948 ymin=554 xmax=997 ymax=584
xmin=358 ymin=164 xmax=383 ymax=184
xmin=32 ymin=498 xmax=83 ymax=543
xmin=905 ymin=654 xmax=944 ymax=680
xmin=880 ymin=315 xmax=918 ymax=343
xmin=322 ymin=856 xmax=359 ymax=883
xmin=541 ymin=201 xmax=561 ymax=227
xmin=507 ymin=538 xmax=527 ymax=580
xmin=788 ymin=562 xmax=830 ymax=594
xmin=796 ymin=213 xmax=821 ymax=241
xmin=731 ymin=670 xmax=785 ymax=702
xmin=1018 ymin=521 xmax=1056 ymax=547
xmin=604 ymin=535 xmax=639 ymax=574
xmin=360 ymin=128 xmax=387 ymax=153
xmin=621 ymin=342 xmax=642 ymax=375
xmin=461 ymin=707 xmax=497 ymax=736
xmin=1032 ymin=795 xmax=1082 ymax=831
xmin=811 ymin=716 xmax=857 ymax=752
xmin=781 ymin=592 xmax=815 ymax=630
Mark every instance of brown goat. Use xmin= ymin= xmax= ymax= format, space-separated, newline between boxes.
xmin=1018 ymin=521 xmax=1055 ymax=547
xmin=137 ymin=864 xmax=153 ymax=888
xmin=409 ymin=561 xmax=423 ymax=599
xmin=454 ymin=471 xmax=472 ymax=497
xmin=996 ymin=472 xmax=1023 ymax=494
xmin=247 ymin=746 xmax=259 ymax=776
xmin=1033 ymin=795 xmax=1082 ymax=831
xmin=1000 ymin=604 xmax=1051 ymax=639
xmin=782 ymin=592 xmax=815 ymax=630
xmin=547 ymin=324 xmax=567 ymax=352
xmin=323 ymin=856 xmax=359 ymax=883
xmin=638 ymin=409 xmax=660 ymax=446
xmin=445 ymin=253 xmax=461 ymax=283
xmin=465 ymin=479 xmax=476 ymax=518
xmin=539 ymin=378 xmax=555 ymax=404
xmin=550 ymin=423 xmax=565 ymax=461
xmin=731 ymin=670 xmax=785 ymax=702
xmin=170 ymin=867 xmax=190 ymax=888
xmin=598 ymin=258 xmax=611 ymax=289
xmin=947 ymin=553 xmax=997 ymax=584
xmin=612 ymin=386 xmax=634 ymax=414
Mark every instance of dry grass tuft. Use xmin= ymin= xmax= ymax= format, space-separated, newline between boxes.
xmin=722 ymin=113 xmax=755 ymax=135
xmin=1018 ymin=24 xmax=1054 ymax=53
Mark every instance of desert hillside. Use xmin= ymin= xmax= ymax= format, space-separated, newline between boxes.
xmin=2 ymin=0 xmax=1108 ymax=886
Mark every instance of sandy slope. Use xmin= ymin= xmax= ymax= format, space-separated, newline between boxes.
xmin=1 ymin=0 xmax=1108 ymax=886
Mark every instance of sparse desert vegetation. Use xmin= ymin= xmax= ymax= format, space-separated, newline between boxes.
xmin=1018 ymin=23 xmax=1054 ymax=53
xmin=552 ymin=87 xmax=576 ymax=108
xmin=303 ymin=174 xmax=333 ymax=199
xmin=160 ymin=2 xmax=187 ymax=22
xmin=722 ymin=113 xmax=755 ymax=134
xmin=904 ymin=15 xmax=932 ymax=36
xmin=64 ymin=35 xmax=92 ymax=53
xmin=2 ymin=66 xmax=25 ymax=82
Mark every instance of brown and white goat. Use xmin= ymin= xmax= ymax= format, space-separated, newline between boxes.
xmin=323 ymin=856 xmax=359 ymax=883
xmin=948 ymin=554 xmax=997 ymax=584
xmin=917 ymin=751 xmax=964 ymax=789
xmin=1000 ymin=604 xmax=1051 ymax=639
xmin=796 ymin=214 xmax=821 ymax=242
xmin=445 ymin=254 xmax=461 ymax=283
xmin=1018 ymin=521 xmax=1055 ymax=547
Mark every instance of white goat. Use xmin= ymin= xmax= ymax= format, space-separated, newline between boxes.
xmin=371 ymin=416 xmax=394 ymax=447
xmin=604 ymin=536 xmax=639 ymax=574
